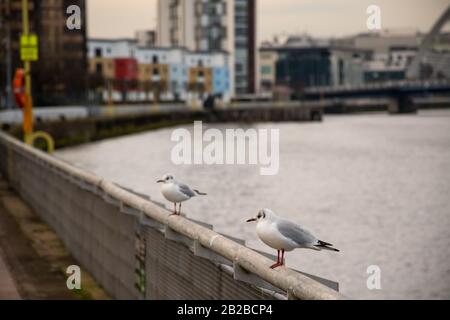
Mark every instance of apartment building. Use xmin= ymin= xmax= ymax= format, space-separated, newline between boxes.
xmin=157 ymin=0 xmax=257 ymax=97
xmin=88 ymin=38 xmax=231 ymax=103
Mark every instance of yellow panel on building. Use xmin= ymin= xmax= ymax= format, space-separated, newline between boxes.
xmin=89 ymin=58 xmax=115 ymax=79
xmin=189 ymin=67 xmax=213 ymax=94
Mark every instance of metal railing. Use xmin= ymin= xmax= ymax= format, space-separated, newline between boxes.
xmin=305 ymin=78 xmax=450 ymax=94
xmin=0 ymin=131 xmax=345 ymax=300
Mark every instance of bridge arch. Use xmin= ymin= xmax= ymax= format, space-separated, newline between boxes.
xmin=406 ymin=5 xmax=450 ymax=79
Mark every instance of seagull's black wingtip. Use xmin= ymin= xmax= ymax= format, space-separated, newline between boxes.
xmin=194 ymin=190 xmax=207 ymax=196
xmin=316 ymin=240 xmax=340 ymax=252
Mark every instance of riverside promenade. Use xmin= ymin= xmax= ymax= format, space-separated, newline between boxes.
xmin=0 ymin=130 xmax=344 ymax=300
xmin=0 ymin=175 xmax=108 ymax=300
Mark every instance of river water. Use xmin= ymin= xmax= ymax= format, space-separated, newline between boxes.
xmin=56 ymin=110 xmax=450 ymax=299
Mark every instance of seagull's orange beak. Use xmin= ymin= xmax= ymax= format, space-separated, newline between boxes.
xmin=246 ymin=218 xmax=257 ymax=223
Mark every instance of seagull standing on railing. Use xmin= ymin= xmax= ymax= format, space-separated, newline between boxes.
xmin=157 ymin=174 xmax=207 ymax=215
xmin=247 ymin=209 xmax=339 ymax=269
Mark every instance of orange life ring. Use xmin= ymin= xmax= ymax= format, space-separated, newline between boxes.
xmin=13 ymin=69 xmax=27 ymax=109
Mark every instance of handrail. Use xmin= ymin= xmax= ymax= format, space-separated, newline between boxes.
xmin=0 ymin=130 xmax=346 ymax=300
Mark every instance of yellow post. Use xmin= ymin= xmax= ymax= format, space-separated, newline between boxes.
xmin=107 ymin=80 xmax=116 ymax=117
xmin=152 ymin=86 xmax=159 ymax=112
xmin=22 ymin=0 xmax=33 ymax=145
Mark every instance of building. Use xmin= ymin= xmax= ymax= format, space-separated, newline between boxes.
xmin=136 ymin=30 xmax=157 ymax=47
xmin=88 ymin=38 xmax=232 ymax=104
xmin=330 ymin=47 xmax=372 ymax=86
xmin=234 ymin=0 xmax=257 ymax=96
xmin=259 ymin=50 xmax=277 ymax=95
xmin=157 ymin=0 xmax=234 ymax=52
xmin=362 ymin=47 xmax=417 ymax=83
xmin=157 ymin=0 xmax=257 ymax=97
xmin=258 ymin=31 xmax=433 ymax=97
xmin=331 ymin=30 xmax=423 ymax=84
xmin=259 ymin=35 xmax=332 ymax=98
xmin=334 ymin=29 xmax=421 ymax=55
xmin=0 ymin=0 xmax=88 ymax=107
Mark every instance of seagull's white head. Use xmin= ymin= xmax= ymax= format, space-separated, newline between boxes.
xmin=157 ymin=174 xmax=174 ymax=184
xmin=246 ymin=208 xmax=276 ymax=223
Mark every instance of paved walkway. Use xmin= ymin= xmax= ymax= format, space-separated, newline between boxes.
xmin=0 ymin=176 xmax=73 ymax=300
xmin=0 ymin=175 xmax=108 ymax=300
xmin=0 ymin=247 xmax=21 ymax=299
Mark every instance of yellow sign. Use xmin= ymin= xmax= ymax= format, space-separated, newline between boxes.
xmin=20 ymin=34 xmax=39 ymax=61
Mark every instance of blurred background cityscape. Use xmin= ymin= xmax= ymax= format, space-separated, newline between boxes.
xmin=1 ymin=0 xmax=450 ymax=108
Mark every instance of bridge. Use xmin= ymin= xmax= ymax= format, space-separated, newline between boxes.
xmin=303 ymin=79 xmax=450 ymax=113
xmin=406 ymin=5 xmax=450 ymax=79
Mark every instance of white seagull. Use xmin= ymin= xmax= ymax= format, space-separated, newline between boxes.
xmin=247 ymin=208 xmax=339 ymax=269
xmin=157 ymin=174 xmax=207 ymax=215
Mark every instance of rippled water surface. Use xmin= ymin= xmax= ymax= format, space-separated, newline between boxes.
xmin=56 ymin=110 xmax=450 ymax=299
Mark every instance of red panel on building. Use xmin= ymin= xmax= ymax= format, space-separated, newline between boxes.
xmin=114 ymin=58 xmax=138 ymax=80
xmin=114 ymin=58 xmax=138 ymax=92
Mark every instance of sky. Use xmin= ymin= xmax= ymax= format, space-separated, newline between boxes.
xmin=87 ymin=0 xmax=450 ymax=42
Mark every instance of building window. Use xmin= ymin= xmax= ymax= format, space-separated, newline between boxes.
xmin=200 ymin=40 xmax=208 ymax=51
xmin=96 ymin=63 xmax=103 ymax=74
xmin=261 ymin=66 xmax=272 ymax=74
xmin=152 ymin=55 xmax=159 ymax=64
xmin=216 ymin=2 xmax=225 ymax=15
xmin=236 ymin=27 xmax=248 ymax=36
xmin=236 ymin=16 xmax=248 ymax=24
xmin=95 ymin=48 xmax=102 ymax=58
xmin=211 ymin=27 xmax=221 ymax=39
xmin=201 ymin=15 xmax=209 ymax=26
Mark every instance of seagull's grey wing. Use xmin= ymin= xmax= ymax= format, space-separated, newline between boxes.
xmin=177 ymin=182 xmax=196 ymax=197
xmin=276 ymin=219 xmax=318 ymax=246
